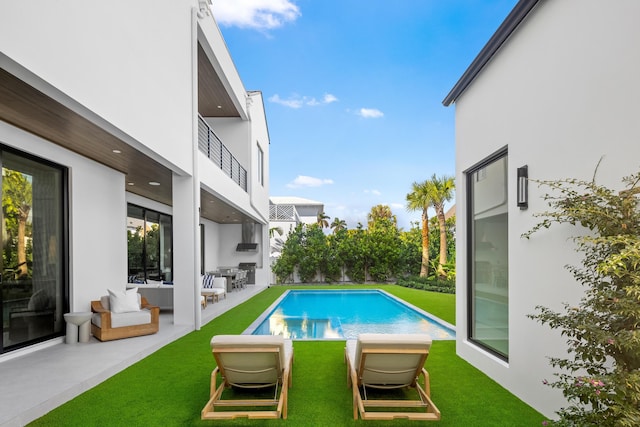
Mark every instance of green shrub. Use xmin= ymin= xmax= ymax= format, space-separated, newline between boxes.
xmin=524 ymin=171 xmax=640 ymax=426
xmin=396 ymin=275 xmax=455 ymax=294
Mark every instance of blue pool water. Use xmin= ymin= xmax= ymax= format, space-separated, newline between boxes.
xmin=246 ymin=290 xmax=455 ymax=340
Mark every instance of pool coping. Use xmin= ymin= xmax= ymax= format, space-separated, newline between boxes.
xmin=242 ymin=289 xmax=456 ymax=340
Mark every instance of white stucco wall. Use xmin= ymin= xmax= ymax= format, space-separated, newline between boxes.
xmin=453 ymin=0 xmax=640 ymax=418
xmin=201 ymin=218 xmax=221 ymax=273
xmin=0 ymin=121 xmax=126 ymax=312
xmin=0 ymin=0 xmax=195 ymax=174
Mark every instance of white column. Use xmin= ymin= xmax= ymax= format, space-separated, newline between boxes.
xmin=172 ymin=173 xmax=199 ymax=326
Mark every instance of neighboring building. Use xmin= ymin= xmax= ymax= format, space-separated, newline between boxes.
xmin=443 ymin=0 xmax=640 ymax=418
xmin=268 ymin=196 xmax=324 ymax=257
xmin=0 ymin=1 xmax=270 ymax=357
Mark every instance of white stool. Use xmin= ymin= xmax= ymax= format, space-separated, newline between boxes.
xmin=64 ymin=312 xmax=93 ymax=343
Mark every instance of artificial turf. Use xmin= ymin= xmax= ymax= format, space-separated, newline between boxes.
xmin=29 ymin=285 xmax=543 ymax=426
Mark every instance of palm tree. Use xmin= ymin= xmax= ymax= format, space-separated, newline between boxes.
xmin=406 ymin=182 xmax=433 ymax=277
xmin=367 ymin=204 xmax=396 ymax=229
xmin=269 ymin=226 xmax=283 ymax=238
xmin=316 ymin=211 xmax=330 ymax=229
xmin=427 ymin=174 xmax=455 ymax=277
xmin=330 ymin=217 xmax=347 ymax=233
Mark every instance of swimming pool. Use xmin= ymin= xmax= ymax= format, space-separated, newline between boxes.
xmin=244 ymin=290 xmax=456 ymax=340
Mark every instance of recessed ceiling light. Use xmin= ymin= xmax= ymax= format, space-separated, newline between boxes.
xmin=127 ymin=182 xmax=135 ymax=186
xmin=149 ymin=181 xmax=160 ymax=186
xmin=217 ymin=105 xmax=222 ymax=109
xmin=112 ymin=149 xmax=121 ymax=154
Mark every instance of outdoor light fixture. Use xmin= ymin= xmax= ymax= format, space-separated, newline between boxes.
xmin=517 ymin=165 xmax=528 ymax=210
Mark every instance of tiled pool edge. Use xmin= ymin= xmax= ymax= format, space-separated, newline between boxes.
xmin=242 ymin=288 xmax=456 ymax=340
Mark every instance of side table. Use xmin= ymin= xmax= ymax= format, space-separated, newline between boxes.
xmin=64 ymin=312 xmax=93 ymax=343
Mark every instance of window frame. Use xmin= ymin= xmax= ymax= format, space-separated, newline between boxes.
xmin=465 ymin=146 xmax=509 ymax=361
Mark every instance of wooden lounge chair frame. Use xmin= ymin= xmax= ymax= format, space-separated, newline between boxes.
xmin=345 ymin=334 xmax=441 ymax=421
xmin=201 ymin=335 xmax=294 ymax=420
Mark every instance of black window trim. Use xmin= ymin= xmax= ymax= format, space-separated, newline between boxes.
xmin=464 ymin=145 xmax=509 ymax=361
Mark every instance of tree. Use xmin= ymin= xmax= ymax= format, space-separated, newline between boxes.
xmin=426 ymin=174 xmax=455 ymax=277
xmin=316 ymin=211 xmax=329 ymax=229
xmin=406 ymin=182 xmax=433 ymax=277
xmin=269 ymin=226 xmax=283 ymax=238
xmin=330 ymin=217 xmax=347 ymax=234
xmin=524 ymin=171 xmax=640 ymax=426
xmin=366 ymin=205 xmax=401 ymax=282
xmin=2 ymin=170 xmax=32 ymax=278
xmin=367 ymin=204 xmax=396 ymax=228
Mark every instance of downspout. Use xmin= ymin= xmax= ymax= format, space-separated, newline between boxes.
xmin=192 ymin=6 xmax=202 ymax=330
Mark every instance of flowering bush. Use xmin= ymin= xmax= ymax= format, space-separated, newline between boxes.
xmin=524 ymin=171 xmax=640 ymax=426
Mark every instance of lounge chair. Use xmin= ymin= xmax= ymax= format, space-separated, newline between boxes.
xmin=201 ymin=334 xmax=294 ymax=420
xmin=345 ymin=333 xmax=441 ymax=421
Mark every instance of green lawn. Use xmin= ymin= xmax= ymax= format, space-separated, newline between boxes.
xmin=30 ymin=285 xmax=543 ymax=426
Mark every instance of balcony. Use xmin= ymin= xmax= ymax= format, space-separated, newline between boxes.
xmin=269 ymin=204 xmax=300 ymax=222
xmin=198 ymin=115 xmax=247 ymax=192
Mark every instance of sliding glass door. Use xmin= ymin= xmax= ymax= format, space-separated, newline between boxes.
xmin=127 ymin=205 xmax=173 ymax=283
xmin=1 ymin=148 xmax=67 ymax=352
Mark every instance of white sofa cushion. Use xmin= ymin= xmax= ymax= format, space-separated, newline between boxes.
xmin=212 ymin=277 xmax=227 ymax=290
xmin=92 ymin=308 xmax=152 ymax=328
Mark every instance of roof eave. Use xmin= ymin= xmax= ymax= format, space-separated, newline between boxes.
xmin=442 ymin=0 xmax=541 ymax=107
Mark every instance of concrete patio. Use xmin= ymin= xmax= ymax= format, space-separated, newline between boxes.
xmin=0 ymin=285 xmax=268 ymax=427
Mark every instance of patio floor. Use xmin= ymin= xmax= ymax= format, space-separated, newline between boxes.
xmin=0 ymin=285 xmax=268 ymax=427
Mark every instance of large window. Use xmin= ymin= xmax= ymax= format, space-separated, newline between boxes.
xmin=127 ymin=205 xmax=172 ymax=283
xmin=1 ymin=147 xmax=67 ymax=353
xmin=466 ymin=148 xmax=509 ymax=360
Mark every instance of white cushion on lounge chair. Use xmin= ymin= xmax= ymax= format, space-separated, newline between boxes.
xmin=347 ymin=333 xmax=432 ymax=386
xmin=210 ymin=334 xmax=293 ymax=383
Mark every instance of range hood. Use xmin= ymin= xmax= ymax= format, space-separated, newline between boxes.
xmin=236 ymin=223 xmax=259 ymax=252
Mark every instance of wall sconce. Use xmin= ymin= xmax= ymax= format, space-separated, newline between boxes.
xmin=517 ymin=165 xmax=528 ymax=210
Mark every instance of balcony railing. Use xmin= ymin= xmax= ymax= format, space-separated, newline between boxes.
xmin=198 ymin=115 xmax=247 ymax=192
xmin=269 ymin=204 xmax=300 ymax=222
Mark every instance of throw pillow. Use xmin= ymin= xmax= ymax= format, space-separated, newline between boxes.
xmin=108 ymin=287 xmax=141 ymax=313
xmin=202 ymin=274 xmax=214 ymax=289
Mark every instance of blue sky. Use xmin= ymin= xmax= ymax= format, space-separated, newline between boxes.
xmin=211 ymin=0 xmax=519 ymax=229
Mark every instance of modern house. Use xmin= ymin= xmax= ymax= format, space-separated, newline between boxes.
xmin=0 ymin=1 xmax=270 ymax=357
xmin=443 ymin=0 xmax=640 ymax=418
xmin=268 ymin=196 xmax=324 ymax=257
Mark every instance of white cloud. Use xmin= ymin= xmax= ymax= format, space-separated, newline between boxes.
xmin=269 ymin=93 xmax=338 ymax=109
xmin=357 ymin=108 xmax=384 ymax=118
xmin=212 ymin=0 xmax=300 ymax=30
xmin=269 ymin=94 xmax=303 ymax=109
xmin=286 ymin=175 xmax=334 ymax=188
xmin=390 ymin=202 xmax=405 ymax=210
xmin=323 ymin=93 xmax=338 ymax=104
xmin=364 ymin=189 xmax=382 ymax=196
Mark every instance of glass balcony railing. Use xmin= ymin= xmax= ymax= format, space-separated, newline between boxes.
xmin=198 ymin=115 xmax=247 ymax=192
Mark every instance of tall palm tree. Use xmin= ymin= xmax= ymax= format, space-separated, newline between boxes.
xmin=316 ymin=211 xmax=330 ymax=229
xmin=427 ymin=174 xmax=455 ymax=277
xmin=406 ymin=182 xmax=433 ymax=277
xmin=330 ymin=217 xmax=347 ymax=233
